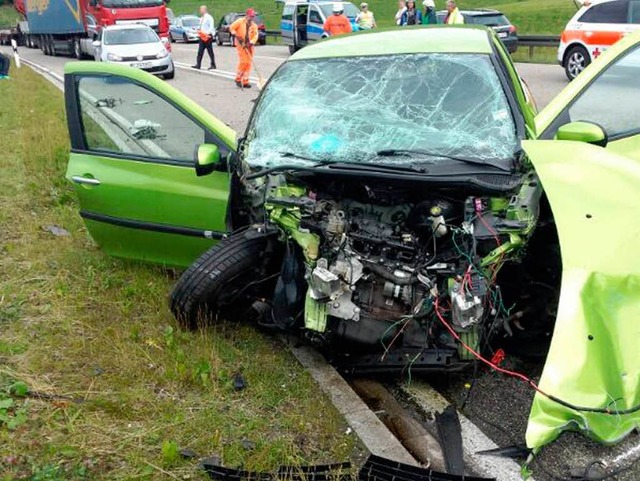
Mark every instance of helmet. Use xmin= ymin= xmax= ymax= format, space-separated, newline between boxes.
xmin=246 ymin=8 xmax=256 ymax=17
xmin=332 ymin=3 xmax=344 ymax=13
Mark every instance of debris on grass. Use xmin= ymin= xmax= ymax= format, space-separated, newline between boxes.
xmin=42 ymin=224 xmax=70 ymax=237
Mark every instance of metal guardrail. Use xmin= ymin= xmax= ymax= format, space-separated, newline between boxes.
xmin=519 ymin=35 xmax=561 ymax=59
xmin=265 ymin=29 xmax=280 ymax=40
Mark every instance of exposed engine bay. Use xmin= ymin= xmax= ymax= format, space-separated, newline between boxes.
xmin=241 ymin=172 xmax=557 ymax=372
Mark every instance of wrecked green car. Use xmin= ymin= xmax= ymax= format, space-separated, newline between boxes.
xmin=64 ymin=26 xmax=640 ymax=450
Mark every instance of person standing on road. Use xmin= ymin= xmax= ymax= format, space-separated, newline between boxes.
xmin=192 ymin=5 xmax=216 ymax=70
xmin=395 ymin=0 xmax=407 ymax=25
xmin=323 ymin=3 xmax=353 ymax=36
xmin=422 ymin=0 xmax=437 ymax=24
xmin=229 ymin=8 xmax=259 ymax=88
xmin=400 ymin=0 xmax=422 ymax=25
xmin=356 ymin=3 xmax=376 ymax=30
xmin=444 ymin=0 xmax=464 ymax=24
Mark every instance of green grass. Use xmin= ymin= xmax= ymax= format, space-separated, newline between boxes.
xmin=169 ymin=0 xmax=578 ymax=35
xmin=0 ymin=4 xmax=19 ymax=26
xmin=0 ymin=63 xmax=359 ymax=479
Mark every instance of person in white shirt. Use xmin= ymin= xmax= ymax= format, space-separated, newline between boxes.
xmin=395 ymin=0 xmax=407 ymax=26
xmin=192 ymin=5 xmax=217 ymax=70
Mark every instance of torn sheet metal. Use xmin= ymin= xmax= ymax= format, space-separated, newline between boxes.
xmin=245 ymin=54 xmax=519 ymax=168
xmin=522 ymin=140 xmax=640 ymax=449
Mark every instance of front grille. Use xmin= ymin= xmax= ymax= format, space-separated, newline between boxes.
xmin=122 ymin=54 xmax=157 ymax=61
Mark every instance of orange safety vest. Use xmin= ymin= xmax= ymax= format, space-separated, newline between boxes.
xmin=229 ymin=18 xmax=259 ymax=45
xmin=323 ymin=15 xmax=352 ymax=36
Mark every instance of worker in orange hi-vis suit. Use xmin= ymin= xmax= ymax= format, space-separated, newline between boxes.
xmin=229 ymin=8 xmax=260 ymax=88
xmin=323 ymin=3 xmax=353 ymax=37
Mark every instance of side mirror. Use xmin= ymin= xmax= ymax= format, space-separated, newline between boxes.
xmin=556 ymin=121 xmax=608 ymax=147
xmin=195 ymin=143 xmax=221 ymax=176
xmin=92 ymin=40 xmax=101 ymax=48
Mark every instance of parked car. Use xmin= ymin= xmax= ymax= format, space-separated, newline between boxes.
xmin=559 ymin=0 xmax=640 ymax=80
xmin=216 ymin=12 xmax=267 ymax=46
xmin=436 ymin=9 xmax=518 ymax=53
xmin=169 ymin=15 xmax=200 ymax=43
xmin=94 ymin=24 xmax=174 ymax=79
xmin=64 ymin=27 xmax=640 ymax=451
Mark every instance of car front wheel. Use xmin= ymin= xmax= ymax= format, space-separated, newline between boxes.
xmin=169 ymin=229 xmax=282 ymax=329
xmin=565 ymin=45 xmax=590 ymax=81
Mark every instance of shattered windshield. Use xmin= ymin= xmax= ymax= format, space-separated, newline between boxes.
xmin=245 ymin=53 xmax=519 ymax=169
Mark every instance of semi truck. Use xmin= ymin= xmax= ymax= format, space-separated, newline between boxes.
xmin=2 ymin=0 xmax=170 ymax=58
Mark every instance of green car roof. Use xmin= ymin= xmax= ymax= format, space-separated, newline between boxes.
xmin=291 ymin=25 xmax=494 ymax=60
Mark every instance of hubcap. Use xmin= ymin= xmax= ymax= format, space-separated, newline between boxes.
xmin=568 ymin=51 xmax=585 ymax=78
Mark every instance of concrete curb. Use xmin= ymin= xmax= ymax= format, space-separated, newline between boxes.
xmin=402 ymin=380 xmax=534 ymax=481
xmin=286 ymin=340 xmax=418 ymax=466
xmin=19 ymin=57 xmax=64 ymax=91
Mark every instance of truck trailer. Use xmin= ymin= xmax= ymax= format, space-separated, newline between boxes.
xmin=10 ymin=0 xmax=170 ymax=58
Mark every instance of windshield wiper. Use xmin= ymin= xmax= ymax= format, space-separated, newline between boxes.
xmin=243 ymin=152 xmax=334 ymax=180
xmin=376 ymin=149 xmax=512 ymax=172
xmin=326 ymin=161 xmax=427 ymax=174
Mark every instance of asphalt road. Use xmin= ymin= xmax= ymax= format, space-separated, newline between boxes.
xmin=4 ymin=42 xmax=639 ymax=480
xmin=1 ymin=42 xmax=567 ymax=132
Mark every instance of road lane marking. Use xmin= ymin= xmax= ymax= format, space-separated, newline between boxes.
xmin=174 ymin=61 xmax=258 ymax=85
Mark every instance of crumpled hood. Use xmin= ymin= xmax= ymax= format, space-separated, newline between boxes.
xmin=522 ymin=139 xmax=640 ymax=449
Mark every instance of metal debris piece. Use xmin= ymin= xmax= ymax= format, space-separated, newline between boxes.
xmin=232 ymin=373 xmax=246 ymax=391
xmin=435 ymin=405 xmax=465 ymax=475
xmin=43 ymin=225 xmax=70 ymax=237
xmin=180 ymin=447 xmax=198 ymax=459
xmin=240 ymin=439 xmax=255 ymax=450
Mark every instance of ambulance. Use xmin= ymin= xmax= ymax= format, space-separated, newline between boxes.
xmin=559 ymin=0 xmax=640 ymax=80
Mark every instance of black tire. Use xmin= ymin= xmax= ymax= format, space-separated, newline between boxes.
xmin=288 ymin=44 xmax=298 ymax=55
xmin=164 ymin=64 xmax=175 ymax=80
xmin=564 ymin=45 xmax=590 ymax=81
xmin=170 ymin=33 xmax=175 ymax=43
xmin=169 ymin=229 xmax=282 ymax=329
xmin=73 ymin=37 xmax=83 ymax=60
xmin=216 ymin=33 xmax=223 ymax=46
xmin=259 ymin=38 xmax=266 ymax=46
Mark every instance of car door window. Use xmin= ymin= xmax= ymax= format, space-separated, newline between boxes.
xmin=282 ymin=4 xmax=295 ymax=21
xmin=578 ymin=0 xmax=629 ymax=23
xmin=309 ymin=7 xmax=323 ymax=24
xmin=630 ymin=0 xmax=640 ymax=22
xmin=563 ymin=45 xmax=640 ymax=139
xmin=77 ymin=76 xmax=206 ymax=164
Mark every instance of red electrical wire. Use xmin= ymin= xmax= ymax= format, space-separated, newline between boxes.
xmin=432 ymin=297 xmax=640 ymax=415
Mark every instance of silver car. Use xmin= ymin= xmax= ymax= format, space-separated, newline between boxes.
xmin=169 ymin=15 xmax=201 ymax=43
xmin=93 ymin=24 xmax=175 ymax=80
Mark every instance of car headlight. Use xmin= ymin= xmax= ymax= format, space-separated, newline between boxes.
xmin=106 ymin=52 xmax=122 ymax=61
xmin=157 ymin=49 xmax=169 ymax=59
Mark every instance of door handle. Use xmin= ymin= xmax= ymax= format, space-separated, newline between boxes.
xmin=71 ymin=176 xmax=101 ymax=186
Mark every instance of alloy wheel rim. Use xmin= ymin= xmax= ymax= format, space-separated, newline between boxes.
xmin=568 ymin=52 xmax=585 ymax=77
